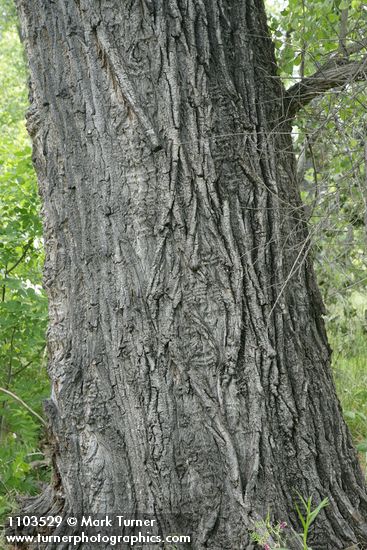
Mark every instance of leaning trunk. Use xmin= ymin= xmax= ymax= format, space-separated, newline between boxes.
xmin=15 ymin=0 xmax=367 ymax=548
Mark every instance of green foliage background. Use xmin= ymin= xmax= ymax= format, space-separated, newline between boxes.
xmin=0 ymin=0 xmax=366 ymax=525
xmin=267 ymin=0 xmax=367 ymax=457
xmin=0 ymin=6 xmax=49 ymax=518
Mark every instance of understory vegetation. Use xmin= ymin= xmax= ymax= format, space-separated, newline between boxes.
xmin=0 ymin=0 xmax=366 ymax=537
xmin=0 ymin=2 xmax=49 ymax=520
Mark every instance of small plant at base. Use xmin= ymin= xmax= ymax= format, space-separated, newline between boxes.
xmin=250 ymin=495 xmax=329 ymax=550
xmin=294 ymin=494 xmax=329 ymax=550
xmin=250 ymin=511 xmax=288 ymax=548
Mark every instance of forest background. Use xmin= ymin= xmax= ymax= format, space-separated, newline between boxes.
xmin=0 ymin=0 xmax=366 ymax=531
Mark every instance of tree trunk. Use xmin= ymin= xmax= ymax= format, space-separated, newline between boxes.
xmin=15 ymin=0 xmax=367 ymax=548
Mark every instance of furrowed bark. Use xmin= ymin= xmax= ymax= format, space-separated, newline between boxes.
xmin=14 ymin=0 xmax=367 ymax=548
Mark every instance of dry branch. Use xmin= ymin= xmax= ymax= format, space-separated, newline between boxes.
xmin=284 ymin=52 xmax=367 ymax=116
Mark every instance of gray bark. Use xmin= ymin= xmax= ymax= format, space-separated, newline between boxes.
xmin=14 ymin=0 xmax=367 ymax=548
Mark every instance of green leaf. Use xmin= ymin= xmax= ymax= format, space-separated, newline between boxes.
xmin=295 ymin=501 xmax=307 ymax=529
xmin=308 ymin=497 xmax=329 ymax=526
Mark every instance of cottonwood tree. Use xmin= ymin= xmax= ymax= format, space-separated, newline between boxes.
xmin=14 ymin=0 xmax=367 ymax=548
